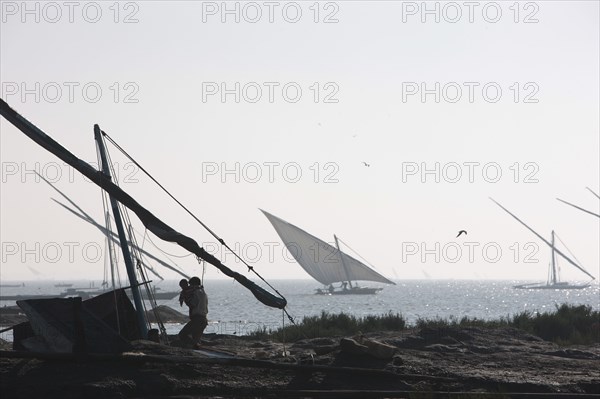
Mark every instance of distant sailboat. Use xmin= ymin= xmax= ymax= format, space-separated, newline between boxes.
xmin=490 ymin=198 xmax=595 ymax=290
xmin=513 ymin=230 xmax=592 ymax=290
xmin=262 ymin=210 xmax=396 ymax=295
xmin=0 ymin=283 xmax=24 ymax=288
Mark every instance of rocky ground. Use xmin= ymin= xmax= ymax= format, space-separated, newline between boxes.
xmin=1 ymin=324 xmax=599 ymax=398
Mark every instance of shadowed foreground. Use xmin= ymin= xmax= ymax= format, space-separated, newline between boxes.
xmin=1 ymin=325 xmax=599 ymax=398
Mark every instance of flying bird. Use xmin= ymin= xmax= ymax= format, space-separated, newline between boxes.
xmin=456 ymin=230 xmax=467 ymax=238
xmin=362 ymin=162 xmax=370 ymax=167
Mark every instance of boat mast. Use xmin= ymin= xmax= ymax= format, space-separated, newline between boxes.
xmin=490 ymin=198 xmax=596 ymax=281
xmin=550 ymin=230 xmax=557 ymax=285
xmin=94 ymin=125 xmax=148 ymax=338
xmin=334 ymin=235 xmax=352 ymax=288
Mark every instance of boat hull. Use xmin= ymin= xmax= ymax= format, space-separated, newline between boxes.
xmin=315 ymin=287 xmax=383 ymax=295
xmin=514 ymin=283 xmax=590 ymax=290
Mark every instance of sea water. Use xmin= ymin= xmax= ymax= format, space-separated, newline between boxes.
xmin=1 ymin=279 xmax=599 ymax=340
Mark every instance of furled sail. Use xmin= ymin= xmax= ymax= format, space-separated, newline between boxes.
xmin=0 ymin=99 xmax=287 ymax=310
xmin=262 ymin=210 xmax=395 ymax=285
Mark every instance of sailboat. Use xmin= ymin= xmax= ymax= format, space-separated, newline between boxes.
xmin=513 ymin=231 xmax=591 ymax=290
xmin=262 ymin=210 xmax=396 ymax=295
xmin=490 ymin=198 xmax=596 ymax=290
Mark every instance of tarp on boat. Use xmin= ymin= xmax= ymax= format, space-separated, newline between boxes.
xmin=14 ymin=289 xmax=139 ymax=353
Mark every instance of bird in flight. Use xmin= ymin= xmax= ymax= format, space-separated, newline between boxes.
xmin=456 ymin=230 xmax=467 ymax=238
xmin=362 ymin=161 xmax=370 ymax=167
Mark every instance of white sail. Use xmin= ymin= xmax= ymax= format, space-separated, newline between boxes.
xmin=262 ymin=210 xmax=395 ymax=285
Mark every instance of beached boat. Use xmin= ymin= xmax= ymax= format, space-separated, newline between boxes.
xmin=1 ymin=99 xmax=287 ymax=352
xmin=490 ymin=198 xmax=596 ymax=290
xmin=262 ymin=210 xmax=395 ymax=295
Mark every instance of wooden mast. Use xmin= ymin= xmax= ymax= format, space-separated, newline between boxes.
xmin=550 ymin=231 xmax=557 ymax=285
xmin=334 ymin=235 xmax=353 ymax=289
xmin=95 ymin=125 xmax=148 ymax=338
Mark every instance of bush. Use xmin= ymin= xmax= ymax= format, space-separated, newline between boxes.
xmin=517 ymin=304 xmax=599 ymax=345
xmin=248 ymin=304 xmax=599 ymax=345
xmin=248 ymin=311 xmax=406 ymax=342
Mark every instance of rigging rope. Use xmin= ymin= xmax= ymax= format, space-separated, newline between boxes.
xmin=553 ymin=233 xmax=595 ymax=284
xmin=101 ymin=132 xmax=288 ymax=303
xmin=102 ymin=130 xmax=300 ymax=326
xmin=337 ymin=237 xmax=383 ymax=273
xmin=143 ymin=229 xmax=194 ymax=259
xmin=199 ymin=257 xmax=206 ymax=287
xmin=0 ymin=99 xmax=287 ymax=310
xmin=101 ymin=133 xmax=170 ymax=341
xmin=554 ymin=232 xmax=585 ymax=269
xmin=281 ymin=309 xmax=287 ymax=357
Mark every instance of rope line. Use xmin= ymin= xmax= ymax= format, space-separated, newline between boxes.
xmin=102 ymin=131 xmax=287 ymax=303
xmin=554 ymin=232 xmax=584 ymax=269
xmin=336 ymin=237 xmax=381 ymax=272
xmin=553 ymin=233 xmax=594 ymax=284
xmin=98 ymin=133 xmax=171 ymax=341
xmin=143 ymin=229 xmax=194 ymax=259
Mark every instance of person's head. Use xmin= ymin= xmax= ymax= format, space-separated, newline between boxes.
xmin=179 ymin=279 xmax=189 ymax=289
xmin=189 ymin=276 xmax=201 ymax=287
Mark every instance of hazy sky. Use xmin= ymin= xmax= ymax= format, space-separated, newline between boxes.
xmin=1 ymin=1 xmax=598 ymax=285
